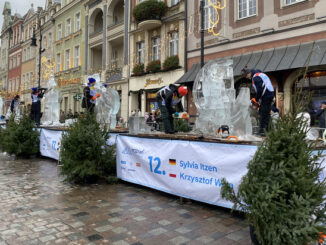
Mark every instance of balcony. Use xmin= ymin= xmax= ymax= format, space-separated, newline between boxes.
xmin=89 ymin=30 xmax=103 ymax=45
xmin=107 ymin=20 xmax=124 ymax=41
xmin=138 ymin=20 xmax=162 ymax=31
xmin=133 ymin=0 xmax=167 ymax=30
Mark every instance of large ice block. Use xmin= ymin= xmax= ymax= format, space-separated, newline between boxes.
xmin=193 ymin=59 xmax=252 ymax=138
xmin=42 ymin=74 xmax=61 ymax=126
xmin=128 ymin=116 xmax=152 ymax=134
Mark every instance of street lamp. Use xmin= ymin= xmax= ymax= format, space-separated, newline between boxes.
xmin=200 ymin=0 xmax=205 ymax=68
xmin=31 ymin=24 xmax=45 ymax=89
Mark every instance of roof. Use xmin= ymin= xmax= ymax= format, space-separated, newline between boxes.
xmin=176 ymin=39 xmax=326 ymax=84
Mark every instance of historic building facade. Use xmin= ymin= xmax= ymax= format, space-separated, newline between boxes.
xmin=0 ymin=2 xmax=12 ymax=114
xmin=184 ymin=0 xmax=326 ymax=123
xmin=7 ymin=13 xmax=23 ymax=107
xmin=20 ymin=6 xmax=38 ymax=112
xmin=128 ymin=0 xmax=186 ymax=116
xmin=85 ymin=0 xmax=129 ymax=121
xmin=54 ymin=0 xmax=86 ymax=114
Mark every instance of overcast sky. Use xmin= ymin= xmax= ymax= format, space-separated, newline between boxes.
xmin=0 ymin=0 xmax=46 ymax=30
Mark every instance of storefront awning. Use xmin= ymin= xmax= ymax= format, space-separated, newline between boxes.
xmin=176 ymin=39 xmax=326 ymax=84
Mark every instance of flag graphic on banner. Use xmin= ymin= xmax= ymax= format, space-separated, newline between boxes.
xmin=169 ymin=159 xmax=176 ymax=165
xmin=169 ymin=159 xmax=177 ymax=178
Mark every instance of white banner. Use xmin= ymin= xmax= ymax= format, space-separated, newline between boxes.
xmin=39 ymin=130 xmax=120 ymax=160
xmin=117 ymin=135 xmax=258 ymax=208
xmin=40 ymin=129 xmax=63 ymax=161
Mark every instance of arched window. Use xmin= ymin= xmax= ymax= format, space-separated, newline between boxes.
xmin=295 ymin=71 xmax=326 ymax=126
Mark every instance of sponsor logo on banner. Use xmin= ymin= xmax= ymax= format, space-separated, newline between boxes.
xmin=121 ymin=160 xmax=127 ymax=165
xmin=122 ymin=147 xmax=144 ymax=155
xmin=52 ymin=140 xmax=61 ymax=152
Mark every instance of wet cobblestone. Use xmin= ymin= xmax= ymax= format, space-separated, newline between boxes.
xmin=0 ymin=153 xmax=250 ymax=244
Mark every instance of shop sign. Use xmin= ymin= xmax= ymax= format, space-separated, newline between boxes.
xmin=73 ymin=94 xmax=82 ymax=101
xmin=144 ymin=78 xmax=163 ymax=88
xmin=57 ymin=78 xmax=81 ymax=88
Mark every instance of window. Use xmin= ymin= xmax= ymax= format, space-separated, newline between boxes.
xmin=9 ymin=58 xmax=12 ymax=69
xmin=137 ymin=41 xmax=145 ymax=64
xmin=169 ymin=32 xmax=179 ymax=56
xmin=74 ymin=45 xmax=80 ymax=67
xmin=27 ymin=47 xmax=30 ymax=60
xmin=43 ymin=35 xmax=47 ymax=48
xmin=204 ymin=0 xmax=217 ymax=29
xmin=21 ymin=75 xmax=24 ymax=90
xmin=171 ymin=0 xmax=179 ymax=6
xmin=66 ymin=19 xmax=71 ymax=36
xmin=30 ymin=72 xmax=33 ymax=88
xmin=56 ymin=53 xmax=61 ymax=72
xmin=238 ymin=0 xmax=256 ymax=19
xmin=17 ymin=54 xmax=20 ymax=66
xmin=111 ymin=50 xmax=118 ymax=68
xmin=48 ymin=33 xmax=52 ymax=48
xmin=284 ymin=0 xmax=305 ymax=5
xmin=152 ymin=37 xmax=160 ymax=61
xmin=16 ymin=77 xmax=19 ymax=91
xmin=57 ymin=24 xmax=62 ymax=40
xmin=13 ymin=56 xmax=16 ymax=68
xmin=75 ymin=12 xmax=81 ymax=31
xmin=65 ymin=49 xmax=70 ymax=70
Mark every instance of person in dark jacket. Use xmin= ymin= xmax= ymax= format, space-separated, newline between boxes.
xmin=156 ymin=84 xmax=188 ymax=134
xmin=30 ymin=88 xmax=44 ymax=126
xmin=242 ymin=68 xmax=275 ymax=136
xmin=316 ymin=101 xmax=326 ymax=137
xmin=10 ymin=95 xmax=20 ymax=114
xmin=82 ymin=77 xmax=101 ymax=114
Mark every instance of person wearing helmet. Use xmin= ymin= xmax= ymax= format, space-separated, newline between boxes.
xmin=30 ymin=87 xmax=45 ymax=126
xmin=156 ymin=84 xmax=188 ymax=134
xmin=242 ymin=68 xmax=275 ymax=136
xmin=82 ymin=77 xmax=101 ymax=114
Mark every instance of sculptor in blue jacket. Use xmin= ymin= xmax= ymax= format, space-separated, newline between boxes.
xmin=242 ymin=69 xmax=275 ymax=136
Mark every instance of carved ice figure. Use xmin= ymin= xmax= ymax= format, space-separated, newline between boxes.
xmin=42 ymin=74 xmax=60 ymax=125
xmin=90 ymin=74 xmax=121 ymax=129
xmin=193 ymin=58 xmax=252 ymax=137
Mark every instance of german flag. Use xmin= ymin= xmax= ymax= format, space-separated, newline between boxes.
xmin=169 ymin=159 xmax=176 ymax=165
xmin=136 ymin=163 xmax=141 ymax=167
xmin=169 ymin=173 xmax=176 ymax=178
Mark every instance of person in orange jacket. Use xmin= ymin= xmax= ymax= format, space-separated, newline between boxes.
xmin=82 ymin=77 xmax=101 ymax=114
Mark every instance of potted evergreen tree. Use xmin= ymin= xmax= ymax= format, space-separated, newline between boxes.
xmin=1 ymin=114 xmax=39 ymax=158
xmin=221 ymin=89 xmax=326 ymax=244
xmin=60 ymin=113 xmax=116 ymax=184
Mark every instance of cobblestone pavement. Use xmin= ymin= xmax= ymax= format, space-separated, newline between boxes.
xmin=0 ymin=154 xmax=250 ymax=245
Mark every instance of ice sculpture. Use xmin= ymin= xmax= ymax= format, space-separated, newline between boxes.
xmin=193 ymin=59 xmax=252 ymax=138
xmin=90 ymin=74 xmax=121 ymax=129
xmin=128 ymin=116 xmax=152 ymax=134
xmin=42 ymin=74 xmax=60 ymax=126
xmin=296 ymin=112 xmax=318 ymax=141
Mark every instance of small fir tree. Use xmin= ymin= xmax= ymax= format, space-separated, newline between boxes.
xmin=221 ymin=89 xmax=326 ymax=244
xmin=60 ymin=113 xmax=116 ymax=184
xmin=174 ymin=118 xmax=190 ymax=132
xmin=1 ymin=114 xmax=40 ymax=157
